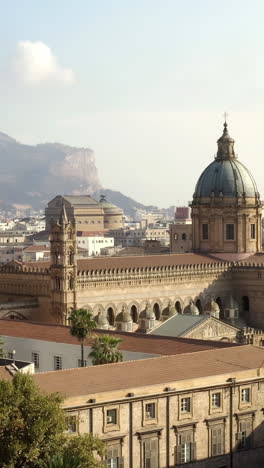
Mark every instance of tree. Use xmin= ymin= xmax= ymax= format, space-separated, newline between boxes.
xmin=69 ymin=308 xmax=96 ymax=367
xmin=89 ymin=335 xmax=123 ymax=365
xmin=0 ymin=372 xmax=66 ymax=468
xmin=39 ymin=454 xmax=81 ymax=468
xmin=63 ymin=434 xmax=105 ymax=468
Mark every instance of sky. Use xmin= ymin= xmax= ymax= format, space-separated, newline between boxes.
xmin=1 ymin=0 xmax=264 ymax=207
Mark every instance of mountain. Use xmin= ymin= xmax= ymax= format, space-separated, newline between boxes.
xmin=0 ymin=131 xmax=166 ymax=217
xmin=0 ymin=132 xmax=101 ymax=209
xmin=92 ymin=189 xmax=158 ymax=218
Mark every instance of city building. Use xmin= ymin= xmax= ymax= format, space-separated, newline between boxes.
xmin=0 ymin=123 xmax=263 ymax=337
xmin=77 ymin=231 xmax=114 ymax=256
xmin=45 ymin=194 xmax=123 ymax=231
xmin=29 ymin=345 xmax=264 ymax=468
xmin=0 ymin=318 xmax=235 ymax=373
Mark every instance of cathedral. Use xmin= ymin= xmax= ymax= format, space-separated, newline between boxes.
xmin=0 ymin=122 xmax=264 ymax=340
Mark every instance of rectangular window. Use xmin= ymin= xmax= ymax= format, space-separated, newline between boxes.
xmin=181 ymin=397 xmax=191 ymax=413
xmin=143 ymin=439 xmax=158 ymax=468
xmin=54 ymin=356 xmax=62 ymax=370
xmin=226 ymin=224 xmax=235 ymax=240
xmin=236 ymin=418 xmax=252 ymax=450
xmin=250 ymin=224 xmax=256 ymax=239
xmin=241 ymin=388 xmax=250 ymax=403
xmin=106 ymin=408 xmax=117 ymax=425
xmin=145 ymin=403 xmax=156 ymax=419
xmin=77 ymin=359 xmax=87 ymax=367
xmin=176 ymin=431 xmax=195 ymax=464
xmin=106 ymin=446 xmax=123 ymax=468
xmin=212 ymin=392 xmax=221 ymax=408
xmin=211 ymin=425 xmax=224 ymax=456
xmin=32 ymin=352 xmax=40 ymax=369
xmin=66 ymin=415 xmax=77 ymax=433
xmin=202 ymin=223 xmax=209 ymax=240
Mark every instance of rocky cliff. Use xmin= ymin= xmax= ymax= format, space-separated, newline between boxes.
xmin=0 ymin=132 xmax=101 ymax=209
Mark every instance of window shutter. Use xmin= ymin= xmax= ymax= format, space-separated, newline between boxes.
xmin=191 ymin=442 xmax=196 ymax=461
xmin=150 ymin=440 xmax=158 ymax=468
xmin=175 ymin=445 xmax=182 ymax=465
xmin=119 ymin=456 xmax=124 ymax=468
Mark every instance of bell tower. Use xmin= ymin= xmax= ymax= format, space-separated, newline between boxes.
xmin=50 ymin=203 xmax=77 ymax=324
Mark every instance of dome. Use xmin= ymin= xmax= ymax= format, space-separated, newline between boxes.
xmin=116 ymin=306 xmax=132 ymax=323
xmin=193 ymin=123 xmax=259 ymax=199
xmin=204 ymin=299 xmax=220 ymax=314
xmin=95 ymin=311 xmax=109 ymax=327
xmin=140 ymin=302 xmax=155 ymax=320
xmin=162 ymin=300 xmax=177 ymax=319
xmin=225 ymin=295 xmax=239 ymax=309
xmin=99 ymin=195 xmax=123 ymax=214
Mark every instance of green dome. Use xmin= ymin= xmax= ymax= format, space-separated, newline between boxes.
xmin=193 ymin=123 xmax=259 ymax=200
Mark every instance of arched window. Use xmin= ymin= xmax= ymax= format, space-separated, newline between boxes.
xmin=153 ymin=303 xmax=160 ymax=320
xmin=131 ymin=305 xmax=138 ymax=323
xmin=242 ymin=296 xmax=250 ymax=321
xmin=175 ymin=301 xmax=182 ymax=314
xmin=182 ymin=233 xmax=186 ymax=240
xmin=107 ymin=307 xmax=115 ymax=326
xmin=195 ymin=299 xmax=202 ymax=313
xmin=68 ymin=250 xmax=74 ymax=265
xmin=68 ymin=275 xmax=74 ymax=290
xmin=55 ymin=277 xmax=61 ymax=290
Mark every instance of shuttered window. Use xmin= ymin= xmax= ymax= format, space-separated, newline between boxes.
xmin=143 ymin=439 xmax=158 ymax=468
xmin=236 ymin=418 xmax=252 ymax=450
xmin=175 ymin=431 xmax=196 ymax=464
xmin=106 ymin=446 xmax=124 ymax=468
xmin=211 ymin=425 xmax=224 ymax=456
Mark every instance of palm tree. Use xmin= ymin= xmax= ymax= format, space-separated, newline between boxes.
xmin=69 ymin=308 xmax=96 ymax=367
xmin=39 ymin=454 xmax=81 ymax=468
xmin=89 ymin=335 xmax=123 ymax=365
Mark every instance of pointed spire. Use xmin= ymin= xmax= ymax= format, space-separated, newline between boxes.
xmin=59 ymin=202 xmax=68 ymax=226
xmin=216 ymin=121 xmax=236 ymax=160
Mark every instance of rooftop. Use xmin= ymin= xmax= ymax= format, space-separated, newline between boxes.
xmin=0 ymin=319 xmax=237 ymax=356
xmin=32 ymin=345 xmax=264 ymax=398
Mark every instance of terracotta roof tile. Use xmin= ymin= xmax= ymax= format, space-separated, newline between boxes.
xmin=33 ymin=345 xmax=264 ymax=398
xmin=0 ymin=319 xmax=237 ymax=356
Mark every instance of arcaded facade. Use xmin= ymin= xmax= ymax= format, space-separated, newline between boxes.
xmin=0 ymin=122 xmax=264 ymax=337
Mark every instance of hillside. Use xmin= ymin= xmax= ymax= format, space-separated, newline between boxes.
xmin=0 ymin=132 xmax=101 ymax=209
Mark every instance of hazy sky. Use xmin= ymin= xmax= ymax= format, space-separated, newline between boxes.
xmin=1 ymin=0 xmax=264 ymax=207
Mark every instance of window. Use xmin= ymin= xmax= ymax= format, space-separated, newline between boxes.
xmin=145 ymin=402 xmax=156 ymax=419
xmin=182 ymin=233 xmax=186 ymax=240
xmin=250 ymin=223 xmax=256 ymax=239
xmin=106 ymin=446 xmax=123 ymax=468
xmin=211 ymin=425 xmax=224 ymax=456
xmin=77 ymin=359 xmax=87 ymax=367
xmin=106 ymin=408 xmax=117 ymax=425
xmin=174 ymin=233 xmax=178 ymax=240
xmin=212 ymin=392 xmax=221 ymax=408
xmin=202 ymin=223 xmax=209 ymax=240
xmin=54 ymin=356 xmax=62 ymax=370
xmin=175 ymin=431 xmax=195 ymax=464
xmin=32 ymin=352 xmax=39 ymax=369
xmin=236 ymin=418 xmax=252 ymax=450
xmin=181 ymin=397 xmax=191 ymax=413
xmin=143 ymin=439 xmax=158 ymax=468
xmin=66 ymin=415 xmax=77 ymax=433
xmin=241 ymin=388 xmax=250 ymax=403
xmin=226 ymin=224 xmax=235 ymax=240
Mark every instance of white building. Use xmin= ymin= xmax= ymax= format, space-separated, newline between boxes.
xmin=77 ymin=232 xmax=114 ymax=256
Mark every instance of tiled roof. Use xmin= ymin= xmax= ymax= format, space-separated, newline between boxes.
xmin=0 ymin=366 xmax=13 ymax=381
xmin=76 ymin=253 xmax=220 ymax=271
xmin=33 ymin=345 xmax=264 ymax=398
xmin=0 ymin=319 xmax=237 ymax=356
xmin=23 ymin=245 xmax=50 ymax=252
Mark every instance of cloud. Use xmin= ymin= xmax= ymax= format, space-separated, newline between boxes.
xmin=13 ymin=41 xmax=75 ymax=85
